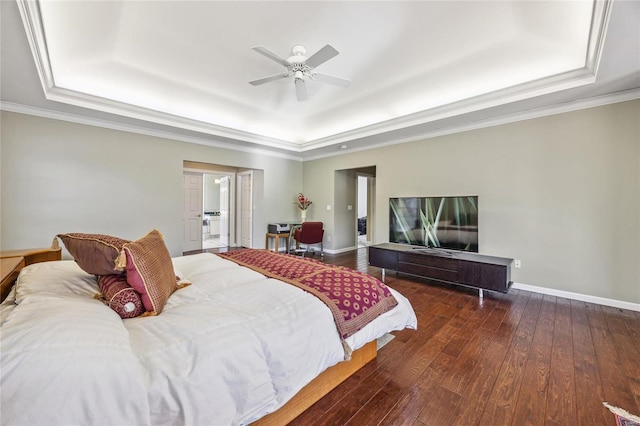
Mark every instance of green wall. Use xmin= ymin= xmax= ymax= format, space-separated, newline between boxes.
xmin=2 ymin=99 xmax=638 ymax=304
xmin=0 ymin=111 xmax=303 ymax=256
xmin=303 ymin=100 xmax=640 ymax=304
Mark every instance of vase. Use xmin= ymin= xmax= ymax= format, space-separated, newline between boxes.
xmin=300 ymin=210 xmax=307 ymax=222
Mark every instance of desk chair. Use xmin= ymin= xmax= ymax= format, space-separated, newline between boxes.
xmin=292 ymin=222 xmax=324 ymax=257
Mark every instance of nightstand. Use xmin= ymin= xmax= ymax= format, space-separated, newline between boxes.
xmin=1 ymin=257 xmax=25 ymax=302
xmin=0 ymin=246 xmax=62 ymax=302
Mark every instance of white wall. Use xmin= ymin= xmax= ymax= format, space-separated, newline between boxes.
xmin=0 ymin=111 xmax=303 ymax=256
xmin=303 ymin=100 xmax=640 ymax=304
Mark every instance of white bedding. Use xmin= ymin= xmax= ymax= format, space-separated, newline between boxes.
xmin=1 ymin=253 xmax=416 ymax=425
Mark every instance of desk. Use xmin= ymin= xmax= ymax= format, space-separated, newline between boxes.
xmin=265 ymin=232 xmax=290 ymax=252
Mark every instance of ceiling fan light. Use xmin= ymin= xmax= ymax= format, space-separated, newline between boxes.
xmin=294 ymin=70 xmax=304 ymax=80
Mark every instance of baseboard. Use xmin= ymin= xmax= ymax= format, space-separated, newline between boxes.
xmin=324 ymin=246 xmax=358 ymax=255
xmin=511 ymin=282 xmax=640 ymax=312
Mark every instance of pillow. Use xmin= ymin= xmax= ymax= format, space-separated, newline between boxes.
xmin=123 ymin=229 xmax=177 ymax=315
xmin=57 ymin=233 xmax=129 ymax=276
xmin=97 ymin=275 xmax=145 ymax=319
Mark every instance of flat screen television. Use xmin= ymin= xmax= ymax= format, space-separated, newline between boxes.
xmin=389 ymin=196 xmax=478 ymax=252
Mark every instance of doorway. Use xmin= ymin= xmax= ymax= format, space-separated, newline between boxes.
xmin=182 ymin=166 xmax=236 ymax=253
xmin=183 ymin=161 xmax=263 ymax=253
xmin=202 ymin=174 xmax=230 ymax=250
xmin=357 ymin=173 xmax=375 ymax=247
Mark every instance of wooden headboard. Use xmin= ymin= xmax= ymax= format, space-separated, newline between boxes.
xmin=0 ymin=246 xmax=62 ymax=302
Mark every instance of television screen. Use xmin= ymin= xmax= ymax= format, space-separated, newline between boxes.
xmin=389 ymin=196 xmax=478 ymax=252
xmin=389 ymin=197 xmax=425 ymax=246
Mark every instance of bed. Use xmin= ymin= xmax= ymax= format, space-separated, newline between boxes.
xmin=0 ymin=237 xmax=417 ymax=425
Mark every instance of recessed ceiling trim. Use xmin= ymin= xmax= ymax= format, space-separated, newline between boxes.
xmin=302 ymin=88 xmax=640 ymax=162
xmin=3 ymin=88 xmax=637 ymax=164
xmin=44 ymin=86 xmax=301 ymax=151
xmin=299 ymin=67 xmax=597 ymax=152
xmin=16 ymin=0 xmax=53 ymax=92
xmin=586 ymin=0 xmax=613 ymax=75
xmin=0 ymin=101 xmax=304 ymax=162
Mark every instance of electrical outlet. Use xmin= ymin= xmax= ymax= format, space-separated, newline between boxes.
xmin=326 ymin=205 xmax=331 ymax=211
xmin=514 ymin=259 xmax=521 ymax=269
xmin=326 ymin=234 xmax=331 ymax=242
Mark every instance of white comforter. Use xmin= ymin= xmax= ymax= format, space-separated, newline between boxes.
xmin=1 ymin=253 xmax=416 ymax=425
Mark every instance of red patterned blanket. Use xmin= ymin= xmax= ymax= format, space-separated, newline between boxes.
xmin=217 ymin=249 xmax=398 ymax=349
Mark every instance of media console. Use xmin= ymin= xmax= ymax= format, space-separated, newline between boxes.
xmin=369 ymin=243 xmax=513 ymax=297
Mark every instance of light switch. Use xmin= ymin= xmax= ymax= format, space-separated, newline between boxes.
xmin=347 ymin=205 xmax=353 ymax=210
xmin=326 ymin=205 xmax=332 ymax=210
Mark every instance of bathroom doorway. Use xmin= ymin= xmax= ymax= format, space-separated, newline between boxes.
xmin=202 ymin=174 xmax=230 ymax=249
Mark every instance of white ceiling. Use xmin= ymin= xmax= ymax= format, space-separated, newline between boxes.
xmin=1 ymin=0 xmax=639 ymax=160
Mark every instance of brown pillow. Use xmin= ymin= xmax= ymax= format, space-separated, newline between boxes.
xmin=57 ymin=233 xmax=129 ymax=276
xmin=123 ymin=229 xmax=177 ymax=315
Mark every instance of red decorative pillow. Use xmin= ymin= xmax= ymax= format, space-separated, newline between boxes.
xmin=97 ymin=275 xmax=145 ymax=319
xmin=123 ymin=229 xmax=177 ymax=315
xmin=57 ymin=233 xmax=129 ymax=276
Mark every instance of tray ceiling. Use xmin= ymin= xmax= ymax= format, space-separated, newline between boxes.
xmin=3 ymin=0 xmax=640 ymax=159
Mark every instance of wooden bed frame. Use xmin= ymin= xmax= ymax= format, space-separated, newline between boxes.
xmin=253 ymin=340 xmax=376 ymax=425
xmin=0 ymin=244 xmax=377 ymax=424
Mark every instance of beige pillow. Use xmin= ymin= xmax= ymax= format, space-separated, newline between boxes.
xmin=123 ymin=229 xmax=177 ymax=315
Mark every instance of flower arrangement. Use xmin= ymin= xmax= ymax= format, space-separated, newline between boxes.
xmin=296 ymin=193 xmax=312 ymax=210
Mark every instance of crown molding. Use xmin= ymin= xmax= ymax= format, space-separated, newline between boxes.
xmin=302 ymin=88 xmax=640 ymax=161
xmin=3 ymin=88 xmax=637 ymax=163
xmin=586 ymin=0 xmax=613 ymax=76
xmin=0 ymin=102 xmax=304 ymax=162
xmin=16 ymin=0 xmax=53 ymax=93
xmin=300 ymin=67 xmax=598 ymax=152
xmin=43 ymin=86 xmax=301 ymax=152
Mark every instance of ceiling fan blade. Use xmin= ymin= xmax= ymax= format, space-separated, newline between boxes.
xmin=313 ymin=72 xmax=351 ymax=88
xmin=249 ymin=74 xmax=288 ymax=86
xmin=295 ymin=78 xmax=307 ymax=101
xmin=305 ymin=45 xmax=339 ymax=69
xmin=252 ymin=46 xmax=290 ymax=67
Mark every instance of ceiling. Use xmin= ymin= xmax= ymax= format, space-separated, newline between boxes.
xmin=1 ymin=0 xmax=639 ymax=161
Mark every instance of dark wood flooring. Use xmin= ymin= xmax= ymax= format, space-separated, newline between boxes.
xmin=204 ymin=247 xmax=640 ymax=425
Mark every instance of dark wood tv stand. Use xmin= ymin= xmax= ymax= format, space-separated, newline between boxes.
xmin=369 ymin=243 xmax=513 ymax=297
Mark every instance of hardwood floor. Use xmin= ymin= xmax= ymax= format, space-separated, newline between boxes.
xmin=207 ymin=247 xmax=640 ymax=425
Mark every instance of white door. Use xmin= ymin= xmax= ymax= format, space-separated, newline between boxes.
xmin=219 ymin=176 xmax=230 ymax=246
xmin=182 ymin=172 xmax=203 ymax=252
xmin=240 ymin=172 xmax=253 ymax=248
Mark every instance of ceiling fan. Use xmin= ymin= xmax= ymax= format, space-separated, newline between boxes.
xmin=249 ymin=44 xmax=350 ymax=101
